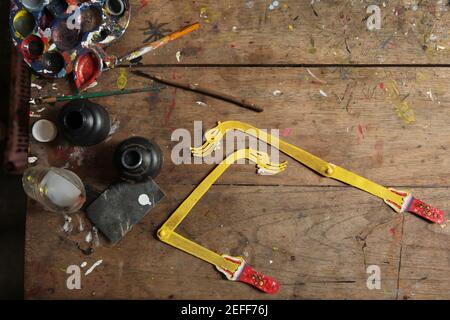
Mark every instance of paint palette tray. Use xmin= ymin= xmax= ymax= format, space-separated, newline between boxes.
xmin=9 ymin=0 xmax=130 ymax=82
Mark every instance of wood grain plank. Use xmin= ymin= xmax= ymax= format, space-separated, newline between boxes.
xmin=26 ymin=66 xmax=450 ymax=299
xmin=30 ymin=66 xmax=450 ymax=188
xmin=25 ymin=185 xmax=410 ymax=299
xmin=102 ymin=0 xmax=450 ymax=65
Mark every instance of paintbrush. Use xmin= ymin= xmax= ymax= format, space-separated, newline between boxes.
xmin=75 ymin=22 xmax=200 ymax=91
xmin=35 ymin=87 xmax=161 ymax=104
xmin=75 ymin=23 xmax=200 ymax=91
xmin=115 ymin=23 xmax=200 ymax=66
xmin=131 ymin=70 xmax=264 ymax=113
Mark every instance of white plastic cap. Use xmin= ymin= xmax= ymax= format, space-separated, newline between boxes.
xmin=32 ymin=119 xmax=57 ymax=143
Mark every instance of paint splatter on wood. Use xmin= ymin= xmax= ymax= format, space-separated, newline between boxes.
xmin=281 ymin=128 xmax=293 ymax=138
xmin=117 ymin=68 xmax=128 ymax=90
xmin=373 ymin=140 xmax=384 ymax=166
xmin=383 ymin=80 xmax=416 ymax=124
xmin=356 ymin=124 xmax=365 ymax=142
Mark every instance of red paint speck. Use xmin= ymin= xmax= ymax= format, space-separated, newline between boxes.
xmin=140 ymin=0 xmax=149 ymax=9
xmin=389 ymin=227 xmax=396 ymax=237
xmin=358 ymin=124 xmax=365 ymax=139
xmin=281 ymin=128 xmax=293 ymax=138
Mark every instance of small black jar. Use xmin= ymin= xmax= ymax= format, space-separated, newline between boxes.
xmin=114 ymin=137 xmax=163 ymax=181
xmin=58 ymin=100 xmax=111 ymax=146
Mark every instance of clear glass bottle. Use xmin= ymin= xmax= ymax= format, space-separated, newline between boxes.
xmin=22 ymin=166 xmax=86 ymax=214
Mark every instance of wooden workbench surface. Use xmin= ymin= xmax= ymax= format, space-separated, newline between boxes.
xmin=25 ymin=1 xmax=450 ymax=299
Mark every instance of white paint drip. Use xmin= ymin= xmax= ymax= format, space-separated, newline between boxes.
xmin=272 ymin=90 xmax=283 ymax=97
xmin=246 ymin=1 xmax=255 ymax=9
xmin=138 ymin=194 xmax=152 ymax=206
xmin=85 ymin=231 xmax=93 ymax=243
xmin=196 ymin=101 xmax=208 ymax=107
xmin=77 ymin=215 xmax=84 ymax=232
xmin=31 ymin=83 xmax=43 ymax=90
xmin=69 ymin=147 xmax=85 ymax=166
xmin=85 ymin=259 xmax=103 ymax=276
xmin=92 ymin=227 xmax=100 ymax=247
xmin=269 ymin=1 xmax=279 ymax=10
xmin=109 ymin=120 xmax=120 ymax=136
xmin=319 ymin=89 xmax=328 ymax=97
xmin=63 ymin=215 xmax=73 ymax=233
xmin=28 ymin=156 xmax=38 ymax=164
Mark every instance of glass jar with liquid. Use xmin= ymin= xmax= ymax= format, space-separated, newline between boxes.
xmin=22 ymin=166 xmax=86 ymax=214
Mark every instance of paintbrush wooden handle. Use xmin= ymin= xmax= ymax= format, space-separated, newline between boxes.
xmin=166 ymin=22 xmax=200 ymax=42
xmin=36 ymin=96 xmax=58 ymax=104
xmin=118 ymin=23 xmax=200 ymax=65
